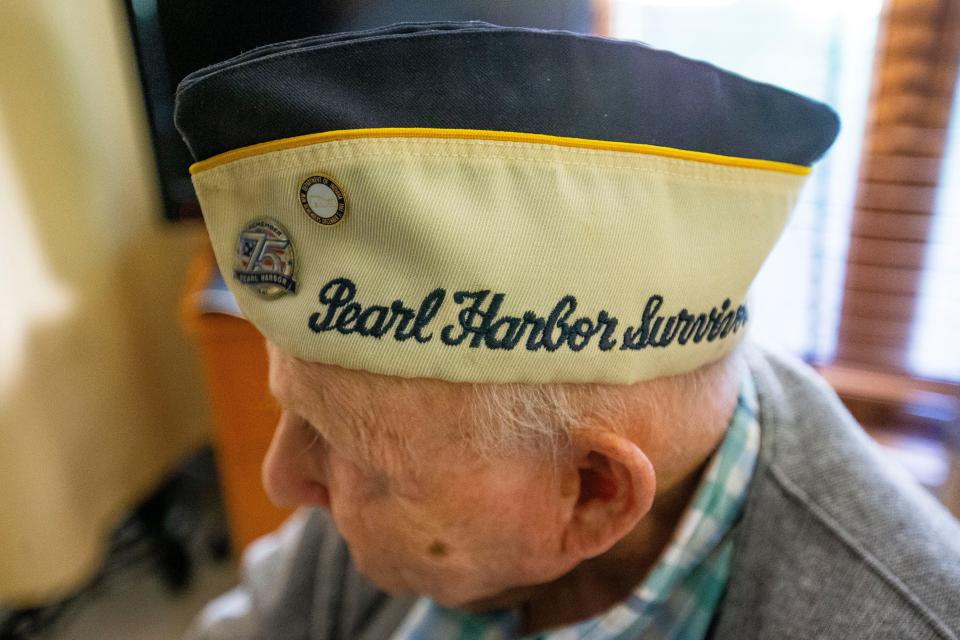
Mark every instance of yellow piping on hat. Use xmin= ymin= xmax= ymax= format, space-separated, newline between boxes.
xmin=188 ymin=127 xmax=812 ymax=176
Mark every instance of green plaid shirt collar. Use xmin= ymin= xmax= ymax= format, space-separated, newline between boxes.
xmin=392 ymin=371 xmax=760 ymax=640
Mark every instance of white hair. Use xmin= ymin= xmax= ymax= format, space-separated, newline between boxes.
xmin=271 ymin=340 xmax=742 ymax=467
xmin=463 ymin=350 xmax=742 ymax=461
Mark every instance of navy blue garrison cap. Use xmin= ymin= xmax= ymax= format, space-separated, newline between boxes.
xmin=173 ymin=22 xmax=840 ymax=385
xmin=175 ymin=21 xmax=839 ymax=165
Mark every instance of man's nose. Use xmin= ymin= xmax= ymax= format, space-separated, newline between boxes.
xmin=262 ymin=411 xmax=331 ymax=509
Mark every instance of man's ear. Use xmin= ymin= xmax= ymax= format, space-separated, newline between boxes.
xmin=559 ymin=429 xmax=656 ymax=560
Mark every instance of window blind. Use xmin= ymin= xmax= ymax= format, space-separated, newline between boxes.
xmin=837 ymin=0 xmax=960 ymax=381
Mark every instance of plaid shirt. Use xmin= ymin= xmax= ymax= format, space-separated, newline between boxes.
xmin=391 ymin=371 xmax=760 ymax=640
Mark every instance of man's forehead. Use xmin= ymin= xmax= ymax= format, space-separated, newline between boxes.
xmin=267 ymin=342 xmax=462 ymax=417
xmin=266 ymin=344 xmax=307 ymax=403
xmin=267 ymin=344 xmax=352 ymax=409
xmin=266 ymin=343 xmax=476 ymax=478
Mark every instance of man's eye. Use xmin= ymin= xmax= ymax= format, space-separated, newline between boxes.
xmin=286 ymin=411 xmax=327 ymax=451
xmin=302 ymin=422 xmax=328 ymax=449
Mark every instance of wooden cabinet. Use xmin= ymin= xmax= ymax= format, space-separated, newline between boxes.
xmin=182 ymin=246 xmax=292 ymax=555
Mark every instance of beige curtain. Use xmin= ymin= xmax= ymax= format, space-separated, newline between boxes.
xmin=0 ymin=0 xmax=212 ymax=604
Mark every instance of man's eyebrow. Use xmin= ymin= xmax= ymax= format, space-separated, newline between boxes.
xmin=267 ymin=384 xmax=298 ymax=415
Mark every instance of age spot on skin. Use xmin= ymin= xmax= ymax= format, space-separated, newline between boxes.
xmin=428 ymin=540 xmax=449 ymax=557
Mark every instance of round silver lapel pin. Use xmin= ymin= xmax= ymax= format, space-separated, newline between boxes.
xmin=233 ymin=218 xmax=297 ymax=298
xmin=300 ymin=175 xmax=346 ymax=225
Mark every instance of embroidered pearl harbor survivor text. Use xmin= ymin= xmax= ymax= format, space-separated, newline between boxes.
xmin=307 ymin=277 xmax=748 ymax=353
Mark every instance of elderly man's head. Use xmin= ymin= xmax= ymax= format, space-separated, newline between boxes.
xmin=263 ymin=340 xmax=742 ymax=610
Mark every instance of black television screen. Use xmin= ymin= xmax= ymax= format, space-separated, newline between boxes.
xmin=124 ymin=0 xmax=594 ymax=221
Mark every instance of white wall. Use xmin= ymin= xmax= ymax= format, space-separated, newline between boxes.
xmin=0 ymin=0 xmax=213 ymax=603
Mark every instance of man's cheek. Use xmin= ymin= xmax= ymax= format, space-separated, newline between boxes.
xmin=331 ymin=514 xmax=397 ymax=584
xmin=333 ymin=498 xmax=408 ymax=560
xmin=324 ymin=480 xmax=382 ymax=555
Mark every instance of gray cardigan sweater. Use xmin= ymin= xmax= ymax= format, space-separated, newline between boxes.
xmin=187 ymin=345 xmax=960 ymax=639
